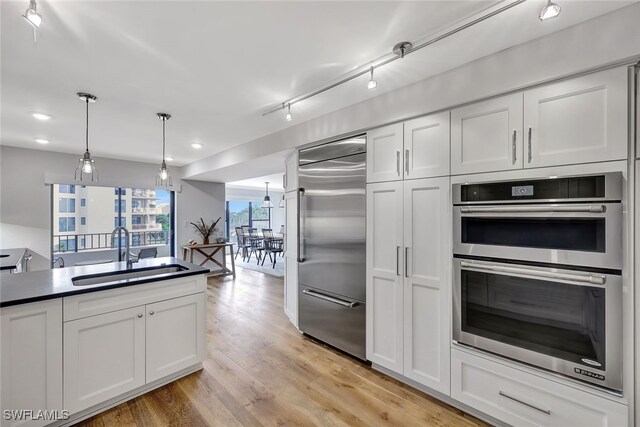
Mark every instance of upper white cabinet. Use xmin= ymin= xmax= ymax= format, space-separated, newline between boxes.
xmin=524 ymin=67 xmax=627 ymax=168
xmin=146 ymin=293 xmax=206 ymax=383
xmin=404 ymin=112 xmax=451 ymax=179
xmin=367 ymin=123 xmax=404 ymax=183
xmin=284 ymin=190 xmax=299 ymax=327
xmin=451 ymin=93 xmax=523 ymax=175
xmin=284 ymin=150 xmax=299 ymax=193
xmin=1 ymin=300 xmax=63 ymax=427
xmin=366 ymin=177 xmax=451 ymax=395
xmin=366 ymin=180 xmax=404 ymax=373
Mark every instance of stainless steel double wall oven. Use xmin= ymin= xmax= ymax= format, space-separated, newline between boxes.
xmin=452 ymin=172 xmax=623 ymax=391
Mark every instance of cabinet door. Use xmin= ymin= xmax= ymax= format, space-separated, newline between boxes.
xmin=284 ymin=151 xmax=299 ymax=193
xmin=404 ymin=112 xmax=450 ymax=179
xmin=366 ymin=181 xmax=404 ymax=373
xmin=403 ymin=177 xmax=451 ymax=395
xmin=146 ymin=293 xmax=206 ymax=383
xmin=367 ymin=123 xmax=404 ymax=183
xmin=64 ymin=306 xmax=145 ymax=414
xmin=284 ymin=190 xmax=299 ymax=327
xmin=1 ymin=300 xmax=62 ymax=427
xmin=451 ymin=93 xmax=523 ymax=175
xmin=525 ymin=67 xmax=628 ymax=168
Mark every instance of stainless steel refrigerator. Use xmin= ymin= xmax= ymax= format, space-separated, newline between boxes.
xmin=297 ymin=136 xmax=366 ymax=360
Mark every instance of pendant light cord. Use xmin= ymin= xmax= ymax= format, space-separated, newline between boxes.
xmin=85 ymin=98 xmax=89 ymax=152
xmin=162 ymin=118 xmax=166 ymax=161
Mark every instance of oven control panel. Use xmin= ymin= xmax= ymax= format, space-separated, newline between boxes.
xmin=511 ymin=185 xmax=534 ymax=197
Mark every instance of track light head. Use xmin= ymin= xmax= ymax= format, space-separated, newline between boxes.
xmin=285 ymin=104 xmax=293 ymax=121
xmin=367 ymin=67 xmax=378 ymax=90
xmin=22 ymin=0 xmax=41 ymax=28
xmin=539 ymin=0 xmax=561 ymax=21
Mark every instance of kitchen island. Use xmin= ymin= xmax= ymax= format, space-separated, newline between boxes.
xmin=0 ymin=257 xmax=209 ymax=427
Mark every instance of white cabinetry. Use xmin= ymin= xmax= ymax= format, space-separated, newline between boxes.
xmin=284 ymin=190 xmax=299 ymax=327
xmin=452 ymin=348 xmax=628 ymax=427
xmin=366 ymin=177 xmax=451 ymax=395
xmin=451 ymin=93 xmax=523 ymax=175
xmin=524 ymin=67 xmax=627 ymax=168
xmin=366 ymin=123 xmax=404 ymax=183
xmin=284 ymin=151 xmax=299 ymax=193
xmin=403 ymin=113 xmax=451 ymax=179
xmin=1 ymin=300 xmax=63 ymax=427
xmin=64 ymin=306 xmax=146 ymax=414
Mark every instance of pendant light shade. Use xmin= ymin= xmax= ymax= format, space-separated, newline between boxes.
xmin=156 ymin=113 xmax=172 ymax=187
xmin=262 ymin=182 xmax=274 ymax=208
xmin=75 ymin=93 xmax=98 ymax=182
xmin=279 ymin=194 xmax=285 ymax=208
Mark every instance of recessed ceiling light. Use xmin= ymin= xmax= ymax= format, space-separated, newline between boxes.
xmin=165 ymin=156 xmax=174 ymax=161
xmin=191 ymin=143 xmax=203 ymax=149
xmin=35 ymin=138 xmax=49 ymax=144
xmin=32 ymin=112 xmax=52 ymax=121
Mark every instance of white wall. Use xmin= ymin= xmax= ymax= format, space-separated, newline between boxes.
xmin=226 ymin=186 xmax=285 ymax=233
xmin=0 ymin=146 xmax=225 ymax=270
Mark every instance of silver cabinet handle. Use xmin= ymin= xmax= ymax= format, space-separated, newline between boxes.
xmin=396 ymin=151 xmax=400 ymax=176
xmin=460 ymin=204 xmax=606 ymax=214
xmin=283 ymin=174 xmax=287 ymax=189
xmin=499 ymin=391 xmax=551 ymax=415
xmin=512 ymin=130 xmax=517 ymax=164
xmin=460 ymin=261 xmax=606 ymax=286
xmin=405 ymin=149 xmax=410 ymax=175
xmin=302 ymin=289 xmax=359 ymax=308
xmin=297 ymin=188 xmax=305 ymax=262
xmin=149 ymin=311 xmax=155 ymax=315
xmin=527 ymin=127 xmax=532 ymax=163
xmin=405 ymin=247 xmax=409 ymax=278
xmin=396 ymin=246 xmax=401 ymax=276
xmin=137 ymin=313 xmax=143 ymax=318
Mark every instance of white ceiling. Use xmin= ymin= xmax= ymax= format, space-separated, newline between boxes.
xmin=1 ymin=1 xmax=634 ymax=175
xmin=227 ymin=174 xmax=285 ymax=191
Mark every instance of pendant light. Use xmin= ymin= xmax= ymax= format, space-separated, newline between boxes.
xmin=156 ymin=113 xmax=172 ymax=187
xmin=279 ymin=194 xmax=285 ymax=208
xmin=539 ymin=0 xmax=561 ymax=21
xmin=285 ymin=103 xmax=293 ymax=121
xmin=262 ymin=182 xmax=274 ymax=208
xmin=75 ymin=93 xmax=98 ymax=182
xmin=367 ymin=67 xmax=378 ymax=90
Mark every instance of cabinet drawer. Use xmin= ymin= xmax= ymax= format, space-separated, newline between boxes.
xmin=451 ymin=348 xmax=627 ymax=427
xmin=63 ymin=275 xmax=206 ymax=321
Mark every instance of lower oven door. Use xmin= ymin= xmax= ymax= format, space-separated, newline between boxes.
xmin=453 ymin=203 xmax=622 ymax=270
xmin=453 ymin=258 xmax=622 ymax=391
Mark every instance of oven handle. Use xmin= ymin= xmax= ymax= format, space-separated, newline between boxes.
xmin=460 ymin=204 xmax=606 ymax=214
xmin=460 ymin=261 xmax=606 ymax=285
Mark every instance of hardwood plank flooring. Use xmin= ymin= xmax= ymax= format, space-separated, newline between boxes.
xmin=75 ymin=267 xmax=487 ymax=427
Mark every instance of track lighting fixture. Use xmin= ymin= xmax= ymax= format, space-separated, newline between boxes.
xmin=367 ymin=67 xmax=378 ymax=90
xmin=285 ymin=103 xmax=293 ymax=121
xmin=156 ymin=113 xmax=172 ymax=187
xmin=75 ymin=93 xmax=98 ymax=182
xmin=539 ymin=0 xmax=561 ymax=21
xmin=22 ymin=0 xmax=41 ymax=28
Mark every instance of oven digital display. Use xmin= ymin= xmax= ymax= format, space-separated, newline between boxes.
xmin=512 ymin=185 xmax=534 ymax=197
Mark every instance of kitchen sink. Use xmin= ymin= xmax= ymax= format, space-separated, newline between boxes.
xmin=72 ymin=264 xmax=188 ymax=286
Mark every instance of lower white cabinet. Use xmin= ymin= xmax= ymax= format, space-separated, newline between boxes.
xmin=1 ymin=300 xmax=63 ymax=427
xmin=366 ymin=177 xmax=451 ymax=395
xmin=284 ymin=190 xmax=299 ymax=327
xmin=64 ymin=306 xmax=146 ymax=414
xmin=146 ymin=293 xmax=206 ymax=383
xmin=452 ymin=348 xmax=628 ymax=427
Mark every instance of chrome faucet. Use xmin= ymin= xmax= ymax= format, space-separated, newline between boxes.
xmin=111 ymin=226 xmax=134 ymax=269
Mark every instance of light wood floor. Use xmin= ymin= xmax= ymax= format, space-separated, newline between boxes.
xmin=76 ymin=267 xmax=487 ymax=427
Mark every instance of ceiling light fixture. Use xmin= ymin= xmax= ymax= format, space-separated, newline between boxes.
xmin=262 ymin=0 xmax=526 ymax=118
xmin=156 ymin=113 xmax=172 ymax=187
xmin=285 ymin=103 xmax=293 ymax=121
xmin=539 ymin=0 xmax=561 ymax=21
xmin=191 ymin=143 xmax=203 ymax=149
xmin=367 ymin=67 xmax=378 ymax=90
xmin=22 ymin=0 xmax=41 ymax=28
xmin=32 ymin=112 xmax=52 ymax=121
xmin=35 ymin=138 xmax=49 ymax=144
xmin=279 ymin=194 xmax=285 ymax=208
xmin=262 ymin=182 xmax=273 ymax=208
xmin=75 ymin=92 xmax=98 ymax=182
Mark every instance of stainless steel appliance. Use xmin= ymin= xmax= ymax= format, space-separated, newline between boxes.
xmin=452 ymin=173 xmax=623 ymax=391
xmin=297 ymin=136 xmax=366 ymax=360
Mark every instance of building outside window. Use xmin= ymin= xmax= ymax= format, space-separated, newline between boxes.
xmin=59 ymin=217 xmax=76 ymax=232
xmin=80 ymin=198 xmax=86 ymax=207
xmin=114 ymin=199 xmax=126 ymax=213
xmin=114 ymin=217 xmax=126 ymax=227
xmin=80 ymin=217 xmax=86 ymax=226
xmin=59 ymin=184 xmax=75 ymax=194
xmin=59 ymin=198 xmax=76 ymax=213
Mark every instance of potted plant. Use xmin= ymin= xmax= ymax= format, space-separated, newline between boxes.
xmin=190 ymin=217 xmax=221 ymax=245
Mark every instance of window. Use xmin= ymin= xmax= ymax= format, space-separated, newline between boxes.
xmin=59 ymin=184 xmax=75 ymax=194
xmin=80 ymin=198 xmax=86 ymax=207
xmin=115 ymin=199 xmax=126 ymax=213
xmin=59 ymin=198 xmax=76 ymax=213
xmin=80 ymin=217 xmax=86 ymax=226
xmin=225 ymin=201 xmax=271 ymax=239
xmin=114 ymin=188 xmax=126 ymax=195
xmin=59 ymin=217 xmax=76 ymax=232
xmin=251 ymin=201 xmax=271 ymax=231
xmin=114 ymin=217 xmax=126 ymax=227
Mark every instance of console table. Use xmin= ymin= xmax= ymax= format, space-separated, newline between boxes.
xmin=181 ymin=243 xmax=235 ymax=278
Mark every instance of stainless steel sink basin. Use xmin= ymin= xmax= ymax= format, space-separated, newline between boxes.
xmin=72 ymin=264 xmax=188 ymax=286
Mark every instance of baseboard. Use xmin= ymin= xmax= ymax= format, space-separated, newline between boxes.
xmin=50 ymin=363 xmax=203 ymax=426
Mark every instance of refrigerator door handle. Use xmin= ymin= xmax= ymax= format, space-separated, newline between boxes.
xmin=302 ymin=289 xmax=360 ymax=308
xmin=297 ymin=188 xmax=305 ymax=262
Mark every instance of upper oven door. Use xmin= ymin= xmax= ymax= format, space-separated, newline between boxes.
xmin=453 ymin=203 xmax=622 ymax=270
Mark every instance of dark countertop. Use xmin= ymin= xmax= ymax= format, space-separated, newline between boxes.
xmin=0 ymin=248 xmax=27 ymax=271
xmin=0 ymin=257 xmax=209 ymax=307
